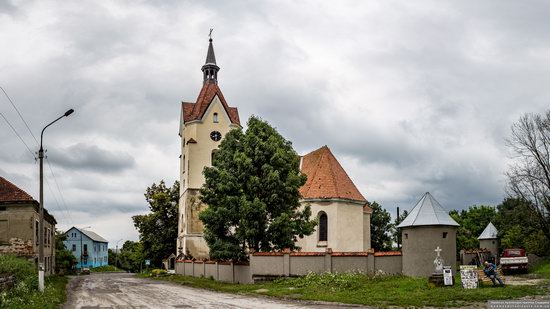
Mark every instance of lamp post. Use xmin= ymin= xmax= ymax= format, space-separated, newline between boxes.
xmin=115 ymin=239 xmax=123 ymax=269
xmin=38 ymin=109 xmax=74 ymax=292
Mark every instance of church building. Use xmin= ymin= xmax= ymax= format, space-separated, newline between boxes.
xmin=178 ymin=38 xmax=371 ymax=259
xmin=177 ymin=37 xmax=241 ymax=259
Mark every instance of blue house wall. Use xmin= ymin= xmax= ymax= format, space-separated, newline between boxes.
xmin=64 ymin=227 xmax=109 ymax=269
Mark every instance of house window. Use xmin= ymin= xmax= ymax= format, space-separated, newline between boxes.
xmin=182 ymin=155 xmax=186 ymax=173
xmin=442 ymin=232 xmax=448 ymax=239
xmin=72 ymin=244 xmax=76 ymax=251
xmin=35 ymin=220 xmax=39 ymax=245
xmin=404 ymin=233 xmax=408 ymax=239
xmin=318 ymin=212 xmax=328 ymax=242
xmin=213 ymin=113 xmax=219 ymax=123
xmin=84 ymin=244 xmax=88 ymax=252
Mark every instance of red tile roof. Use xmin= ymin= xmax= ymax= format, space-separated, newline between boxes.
xmin=299 ymin=146 xmax=366 ymax=203
xmin=182 ymin=82 xmax=240 ymax=125
xmin=0 ymin=177 xmax=35 ymax=203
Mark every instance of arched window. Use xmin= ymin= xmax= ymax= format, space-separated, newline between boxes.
xmin=213 ymin=113 xmax=219 ymax=123
xmin=319 ymin=212 xmax=328 ymax=242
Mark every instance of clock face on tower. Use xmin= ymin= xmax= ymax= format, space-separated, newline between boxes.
xmin=210 ymin=131 xmax=222 ymax=141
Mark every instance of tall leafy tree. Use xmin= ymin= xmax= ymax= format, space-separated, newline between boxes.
xmin=117 ymin=240 xmax=145 ymax=272
xmin=199 ymin=116 xmax=316 ymax=261
xmin=370 ymin=201 xmax=393 ymax=251
xmin=506 ymin=110 xmax=550 ymax=244
xmin=133 ymin=180 xmax=179 ymax=266
xmin=55 ymin=229 xmax=76 ymax=274
xmin=494 ymin=197 xmax=550 ymax=256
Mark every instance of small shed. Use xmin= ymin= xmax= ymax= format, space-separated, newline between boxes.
xmin=398 ymin=192 xmax=459 ymax=277
xmin=478 ymin=222 xmax=499 ymax=258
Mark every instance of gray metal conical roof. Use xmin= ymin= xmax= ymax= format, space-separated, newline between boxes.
xmin=478 ymin=222 xmax=498 ymax=239
xmin=205 ymin=38 xmax=217 ymax=65
xmin=397 ymin=192 xmax=459 ymax=228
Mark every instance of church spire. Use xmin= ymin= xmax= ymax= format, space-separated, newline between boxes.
xmin=201 ymin=29 xmax=219 ymax=85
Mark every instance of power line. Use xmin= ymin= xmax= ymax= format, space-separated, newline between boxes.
xmin=0 ymin=111 xmax=36 ymax=160
xmin=46 ymin=157 xmax=74 ymax=225
xmin=0 ymin=86 xmax=39 ymax=145
xmin=0 ymin=86 xmax=74 ymax=226
xmin=43 ymin=176 xmax=70 ymax=225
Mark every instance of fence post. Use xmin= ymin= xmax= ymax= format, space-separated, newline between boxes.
xmin=324 ymin=248 xmax=333 ymax=273
xmin=283 ymin=252 xmax=290 ymax=277
xmin=192 ymin=260 xmax=195 ymax=277
xmin=216 ymin=261 xmax=219 ymax=280
xmin=231 ymin=262 xmax=235 ymax=283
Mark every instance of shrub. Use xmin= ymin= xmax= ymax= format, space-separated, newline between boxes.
xmin=0 ymin=255 xmax=37 ymax=291
xmin=275 ymin=271 xmax=364 ymax=290
xmin=151 ymin=269 xmax=168 ymax=277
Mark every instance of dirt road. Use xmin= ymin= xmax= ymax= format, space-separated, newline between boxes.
xmin=64 ymin=273 xmax=355 ymax=308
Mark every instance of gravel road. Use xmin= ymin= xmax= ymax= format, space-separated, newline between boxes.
xmin=63 ymin=273 xmax=358 ymax=309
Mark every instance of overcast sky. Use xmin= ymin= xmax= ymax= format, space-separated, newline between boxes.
xmin=1 ymin=1 xmax=549 ymax=247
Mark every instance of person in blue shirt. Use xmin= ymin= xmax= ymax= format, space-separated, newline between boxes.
xmin=483 ymin=261 xmax=505 ymax=286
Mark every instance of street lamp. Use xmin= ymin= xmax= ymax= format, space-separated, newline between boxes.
xmin=38 ymin=109 xmax=74 ymax=292
xmin=115 ymin=239 xmax=123 ymax=269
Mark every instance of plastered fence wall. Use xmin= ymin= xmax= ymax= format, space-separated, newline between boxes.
xmin=176 ymin=251 xmax=402 ymax=284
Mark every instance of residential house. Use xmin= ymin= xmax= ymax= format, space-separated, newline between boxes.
xmin=64 ymin=227 xmax=108 ymax=269
xmin=0 ymin=176 xmax=57 ymax=275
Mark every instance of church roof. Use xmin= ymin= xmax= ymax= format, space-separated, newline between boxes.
xmin=205 ymin=38 xmax=217 ymax=65
xmin=299 ymin=146 xmax=366 ymax=203
xmin=478 ymin=222 xmax=498 ymax=239
xmin=0 ymin=176 xmax=35 ymax=203
xmin=397 ymin=192 xmax=459 ymax=228
xmin=181 ymin=82 xmax=240 ymax=125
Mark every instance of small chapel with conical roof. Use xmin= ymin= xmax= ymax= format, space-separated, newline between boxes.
xmin=398 ymin=192 xmax=459 ymax=277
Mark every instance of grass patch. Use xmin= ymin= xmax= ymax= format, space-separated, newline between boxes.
xmin=144 ymin=272 xmax=550 ymax=307
xmin=0 ymin=255 xmax=68 ymax=308
xmin=530 ymin=259 xmax=550 ymax=278
xmin=90 ymin=265 xmax=125 ymax=273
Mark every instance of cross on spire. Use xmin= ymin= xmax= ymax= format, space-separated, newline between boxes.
xmin=434 ymin=246 xmax=442 ymax=257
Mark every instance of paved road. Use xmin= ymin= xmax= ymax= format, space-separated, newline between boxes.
xmin=64 ymin=273 xmax=358 ymax=309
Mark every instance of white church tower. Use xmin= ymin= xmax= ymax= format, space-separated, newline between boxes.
xmin=177 ymin=36 xmax=241 ymax=259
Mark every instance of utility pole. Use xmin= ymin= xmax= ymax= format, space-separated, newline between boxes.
xmin=38 ymin=109 xmax=74 ymax=292
xmin=115 ymin=239 xmax=123 ymax=269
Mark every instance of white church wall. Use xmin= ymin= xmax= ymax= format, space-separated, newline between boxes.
xmin=296 ymin=201 xmax=364 ymax=252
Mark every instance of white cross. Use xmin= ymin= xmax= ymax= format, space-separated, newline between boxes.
xmin=435 ymin=246 xmax=442 ymax=257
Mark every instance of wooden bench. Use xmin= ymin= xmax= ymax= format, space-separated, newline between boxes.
xmin=477 ymin=268 xmax=506 ymax=285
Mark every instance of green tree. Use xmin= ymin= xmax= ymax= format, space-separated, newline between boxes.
xmin=117 ymin=240 xmax=144 ymax=273
xmin=506 ymin=110 xmax=550 ymax=245
xmin=132 ymin=180 xmax=179 ymax=266
xmin=493 ymin=197 xmax=550 ymax=255
xmin=55 ymin=229 xmax=76 ymax=274
xmin=199 ymin=116 xmax=316 ymax=261
xmin=449 ymin=205 xmax=497 ymax=251
xmin=501 ymin=225 xmax=524 ymax=249
xmin=370 ymin=201 xmax=392 ymax=251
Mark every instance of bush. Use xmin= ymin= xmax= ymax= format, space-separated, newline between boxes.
xmin=0 ymin=255 xmax=37 ymax=291
xmin=151 ymin=269 xmax=168 ymax=277
xmin=275 ymin=272 xmax=365 ymax=290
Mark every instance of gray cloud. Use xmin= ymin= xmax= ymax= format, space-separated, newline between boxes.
xmin=1 ymin=0 xmax=549 ymax=241
xmin=47 ymin=143 xmax=135 ymax=173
